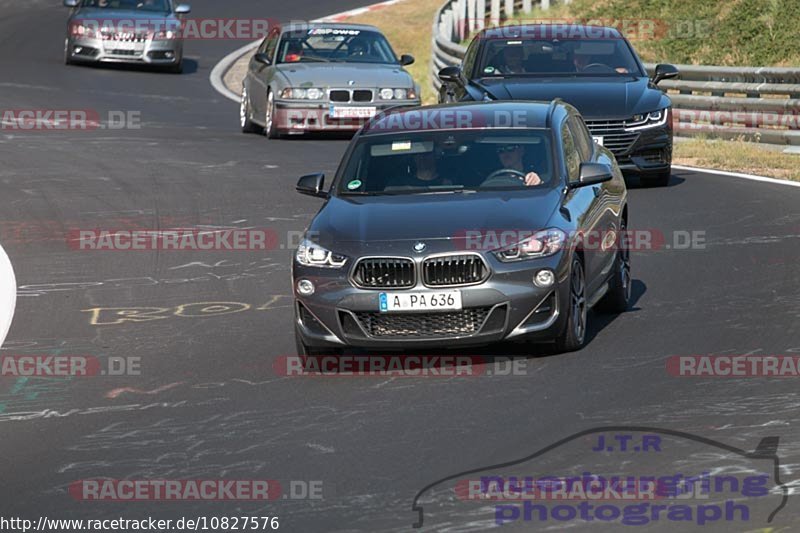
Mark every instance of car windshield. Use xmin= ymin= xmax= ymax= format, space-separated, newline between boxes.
xmin=478 ymin=38 xmax=642 ymax=77
xmin=277 ymin=28 xmax=398 ymax=64
xmin=337 ymin=130 xmax=555 ymax=195
xmin=80 ymin=0 xmax=170 ymax=11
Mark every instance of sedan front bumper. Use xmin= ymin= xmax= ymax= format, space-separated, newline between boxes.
xmin=66 ymin=36 xmax=183 ymax=66
xmin=274 ymin=100 xmax=421 ymax=133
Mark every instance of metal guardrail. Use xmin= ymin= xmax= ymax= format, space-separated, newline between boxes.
xmin=431 ymin=0 xmax=800 ymax=145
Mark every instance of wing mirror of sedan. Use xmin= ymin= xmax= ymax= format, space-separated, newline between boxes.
xmin=254 ymin=53 xmax=272 ymax=65
xmin=438 ymin=66 xmax=463 ymax=85
xmin=296 ymin=173 xmax=328 ymax=198
xmin=399 ymin=54 xmax=415 ymax=66
xmin=652 ymin=63 xmax=679 ymax=85
xmin=63 ymin=0 xmax=79 ymax=6
xmin=174 ymin=4 xmax=191 ymax=14
xmin=569 ymin=163 xmax=614 ymax=189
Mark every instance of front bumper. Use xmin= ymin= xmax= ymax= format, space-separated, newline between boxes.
xmin=293 ymin=251 xmax=570 ymax=350
xmin=66 ymin=36 xmax=183 ymax=65
xmin=274 ymin=100 xmax=421 ymax=133
xmin=587 ymin=120 xmax=673 ymax=175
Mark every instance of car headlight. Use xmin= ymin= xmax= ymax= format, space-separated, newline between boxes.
xmin=280 ymin=88 xmax=325 ymax=100
xmin=71 ymin=23 xmax=98 ymax=39
xmin=296 ymin=239 xmax=347 ymax=268
xmin=625 ymin=108 xmax=669 ymax=131
xmin=153 ymin=29 xmax=178 ymax=40
xmin=493 ymin=229 xmax=566 ymax=262
xmin=378 ymin=88 xmax=416 ymax=100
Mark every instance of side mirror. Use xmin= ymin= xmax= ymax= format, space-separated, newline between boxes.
xmin=254 ymin=52 xmax=272 ymax=65
xmin=399 ymin=54 xmax=415 ymax=66
xmin=174 ymin=4 xmax=191 ymax=14
xmin=296 ymin=173 xmax=328 ymax=198
xmin=569 ymin=163 xmax=613 ymax=189
xmin=652 ymin=63 xmax=679 ymax=85
xmin=63 ymin=0 xmax=79 ymax=6
xmin=438 ymin=65 xmax=463 ymax=85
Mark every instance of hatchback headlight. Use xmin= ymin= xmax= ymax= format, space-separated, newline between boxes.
xmin=494 ymin=229 xmax=566 ymax=262
xmin=71 ymin=23 xmax=98 ymax=39
xmin=296 ymin=239 xmax=347 ymax=268
xmin=280 ymin=88 xmax=325 ymax=100
xmin=378 ymin=88 xmax=416 ymax=100
xmin=153 ymin=29 xmax=178 ymax=40
xmin=625 ymin=108 xmax=669 ymax=131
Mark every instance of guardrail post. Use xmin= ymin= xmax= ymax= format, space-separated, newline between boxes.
xmin=490 ymin=0 xmax=500 ymax=26
xmin=523 ymin=0 xmax=533 ymax=11
xmin=540 ymin=0 xmax=549 ymax=10
xmin=476 ymin=0 xmax=485 ymax=30
xmin=505 ymin=0 xmax=514 ymax=19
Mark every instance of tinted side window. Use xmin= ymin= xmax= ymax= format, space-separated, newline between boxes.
xmin=463 ymin=38 xmax=480 ymax=77
xmin=259 ymin=29 xmax=280 ymax=59
xmin=568 ymin=116 xmax=592 ymax=161
xmin=561 ymin=122 xmax=581 ymax=182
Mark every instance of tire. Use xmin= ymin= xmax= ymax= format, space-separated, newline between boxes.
xmin=240 ymin=86 xmax=261 ymax=134
xmin=596 ymin=219 xmax=631 ymax=314
xmin=640 ymin=169 xmax=671 ymax=187
xmin=554 ymin=256 xmax=588 ymax=353
xmin=64 ymin=39 xmax=74 ymax=65
xmin=167 ymin=60 xmax=183 ymax=74
xmin=264 ymin=89 xmax=280 ymax=139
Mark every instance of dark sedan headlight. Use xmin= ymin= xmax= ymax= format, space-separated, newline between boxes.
xmin=280 ymin=88 xmax=325 ymax=100
xmin=625 ymin=108 xmax=670 ymax=131
xmin=296 ymin=239 xmax=347 ymax=268
xmin=494 ymin=229 xmax=566 ymax=262
xmin=378 ymin=88 xmax=416 ymax=100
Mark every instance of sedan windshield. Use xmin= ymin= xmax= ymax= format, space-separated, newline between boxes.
xmin=278 ymin=28 xmax=398 ymax=64
xmin=478 ymin=38 xmax=642 ymax=77
xmin=80 ymin=0 xmax=170 ymax=11
xmin=338 ymin=130 xmax=555 ymax=195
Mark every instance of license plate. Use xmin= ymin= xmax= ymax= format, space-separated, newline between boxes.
xmin=107 ymin=41 xmax=143 ymax=51
xmin=593 ymin=136 xmax=604 ymax=146
xmin=329 ymin=106 xmax=377 ymax=119
xmin=379 ymin=291 xmax=462 ymax=312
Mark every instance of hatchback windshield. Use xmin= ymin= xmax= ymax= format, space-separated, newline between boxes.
xmin=338 ymin=130 xmax=555 ymax=195
xmin=278 ymin=28 xmax=398 ymax=64
xmin=80 ymin=0 xmax=170 ymax=11
xmin=479 ymin=38 xmax=642 ymax=77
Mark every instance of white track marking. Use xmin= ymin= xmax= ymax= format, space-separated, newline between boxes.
xmin=672 ymin=165 xmax=800 ymax=188
xmin=0 ymin=243 xmax=16 ymax=348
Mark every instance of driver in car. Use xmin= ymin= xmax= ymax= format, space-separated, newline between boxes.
xmin=497 ymin=46 xmax=526 ymax=74
xmin=495 ymin=144 xmax=543 ymax=186
xmin=284 ymin=41 xmax=303 ymax=62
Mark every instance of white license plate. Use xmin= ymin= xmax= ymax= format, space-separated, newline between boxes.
xmin=107 ymin=42 xmax=143 ymax=52
xmin=593 ymin=136 xmax=604 ymax=146
xmin=379 ymin=290 xmax=462 ymax=312
xmin=329 ymin=106 xmax=377 ymax=119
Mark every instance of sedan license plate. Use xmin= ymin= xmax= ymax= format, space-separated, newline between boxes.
xmin=329 ymin=106 xmax=377 ymax=119
xmin=592 ymin=136 xmax=604 ymax=146
xmin=379 ymin=291 xmax=462 ymax=312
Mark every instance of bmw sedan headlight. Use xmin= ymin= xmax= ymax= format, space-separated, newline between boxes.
xmin=493 ymin=229 xmax=566 ymax=262
xmin=378 ymin=88 xmax=416 ymax=100
xmin=280 ymin=88 xmax=325 ymax=100
xmin=625 ymin=108 xmax=670 ymax=131
xmin=296 ymin=239 xmax=347 ymax=268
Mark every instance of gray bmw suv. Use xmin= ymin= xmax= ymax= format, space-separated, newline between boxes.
xmin=292 ymin=101 xmax=630 ymax=355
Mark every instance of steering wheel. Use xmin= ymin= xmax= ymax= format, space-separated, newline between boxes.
xmin=482 ymin=168 xmax=526 ymax=187
xmin=581 ymin=63 xmax=615 ymax=74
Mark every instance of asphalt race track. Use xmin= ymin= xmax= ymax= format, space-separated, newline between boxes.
xmin=1 ymin=1 xmax=799 ymax=531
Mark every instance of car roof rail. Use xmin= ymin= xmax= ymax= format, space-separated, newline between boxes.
xmin=546 ymin=98 xmax=563 ymax=129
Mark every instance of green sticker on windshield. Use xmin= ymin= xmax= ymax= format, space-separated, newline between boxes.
xmin=484 ymin=66 xmax=495 ymax=74
xmin=347 ymin=179 xmax=363 ymax=190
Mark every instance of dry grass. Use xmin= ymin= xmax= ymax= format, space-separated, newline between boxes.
xmin=674 ymin=137 xmax=800 ymax=181
xmin=347 ymin=0 xmax=442 ymax=103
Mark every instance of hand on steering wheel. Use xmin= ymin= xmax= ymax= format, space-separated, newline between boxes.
xmin=486 ymin=168 xmax=527 ymax=182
